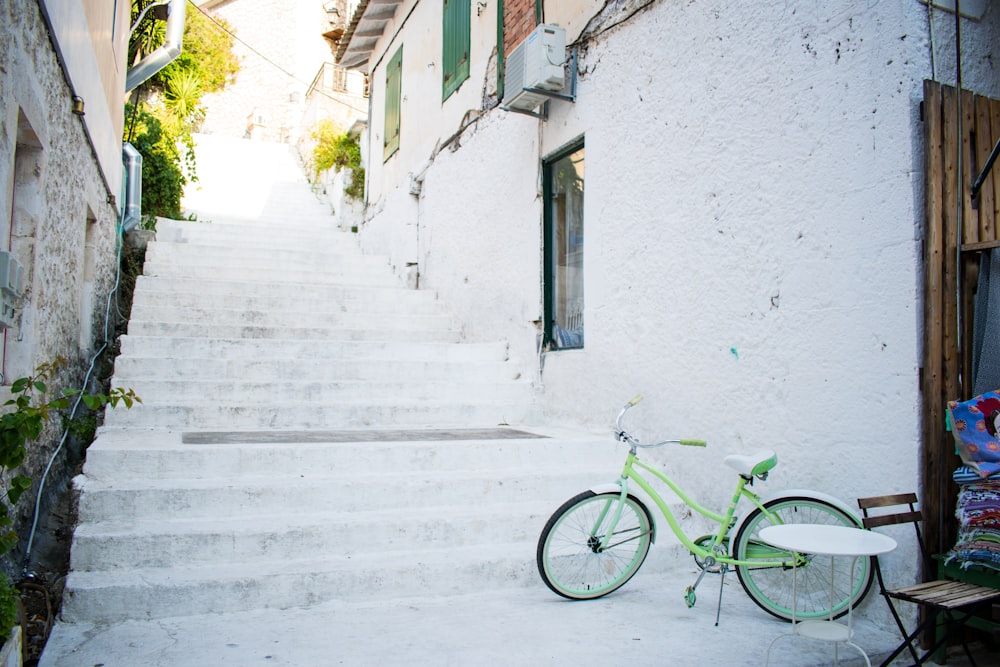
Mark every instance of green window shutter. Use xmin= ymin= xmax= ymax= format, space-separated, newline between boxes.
xmin=384 ymin=46 xmax=402 ymax=161
xmin=442 ymin=0 xmax=470 ymax=100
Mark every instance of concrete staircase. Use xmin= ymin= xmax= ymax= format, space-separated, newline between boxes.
xmin=55 ymin=135 xmax=625 ymax=628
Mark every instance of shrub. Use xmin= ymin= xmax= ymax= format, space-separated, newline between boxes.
xmin=310 ymin=120 xmax=365 ymax=201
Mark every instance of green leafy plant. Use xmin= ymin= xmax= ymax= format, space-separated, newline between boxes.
xmin=0 ymin=574 xmax=17 ymax=642
xmin=0 ymin=359 xmax=140 ymax=555
xmin=0 ymin=359 xmax=139 ymax=642
xmin=310 ymin=120 xmax=365 ymax=201
xmin=126 ymin=104 xmax=186 ymax=221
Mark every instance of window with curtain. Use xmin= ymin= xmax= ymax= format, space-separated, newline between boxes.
xmin=543 ymin=140 xmax=585 ymax=350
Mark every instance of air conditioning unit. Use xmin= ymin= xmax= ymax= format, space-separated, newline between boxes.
xmin=0 ymin=251 xmax=24 ymax=298
xmin=503 ymin=24 xmax=566 ymax=112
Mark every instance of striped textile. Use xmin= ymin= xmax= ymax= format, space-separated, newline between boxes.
xmin=946 ymin=480 xmax=1000 ymax=572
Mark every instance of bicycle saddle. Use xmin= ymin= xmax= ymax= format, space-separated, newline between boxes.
xmin=723 ymin=450 xmax=778 ymax=477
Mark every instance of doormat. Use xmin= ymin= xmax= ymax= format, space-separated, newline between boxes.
xmin=181 ymin=428 xmax=547 ymax=444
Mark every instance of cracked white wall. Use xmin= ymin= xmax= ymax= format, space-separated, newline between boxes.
xmin=358 ymin=0 xmax=1000 ymax=504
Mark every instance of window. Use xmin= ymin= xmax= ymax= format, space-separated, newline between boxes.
xmin=543 ymin=140 xmax=585 ymax=350
xmin=442 ymin=0 xmax=470 ymax=100
xmin=384 ymin=46 xmax=402 ymax=161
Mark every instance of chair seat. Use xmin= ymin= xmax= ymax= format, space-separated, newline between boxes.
xmin=889 ymin=578 xmax=1000 ymax=610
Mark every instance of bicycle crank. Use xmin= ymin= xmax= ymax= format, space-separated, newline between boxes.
xmin=692 ymin=535 xmax=727 ymax=572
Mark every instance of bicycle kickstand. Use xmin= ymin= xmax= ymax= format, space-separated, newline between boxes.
xmin=713 ymin=564 xmax=728 ymax=626
xmin=685 ymin=554 xmax=728 ymax=625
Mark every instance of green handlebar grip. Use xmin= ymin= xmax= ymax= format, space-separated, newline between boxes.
xmin=628 ymin=394 xmax=643 ymax=406
xmin=680 ymin=439 xmax=707 ymax=447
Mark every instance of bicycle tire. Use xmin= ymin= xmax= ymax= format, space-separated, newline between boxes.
xmin=733 ymin=496 xmax=875 ymax=621
xmin=537 ymin=490 xmax=654 ymax=600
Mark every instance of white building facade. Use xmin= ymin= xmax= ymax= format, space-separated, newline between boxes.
xmin=338 ymin=0 xmax=1000 ymax=506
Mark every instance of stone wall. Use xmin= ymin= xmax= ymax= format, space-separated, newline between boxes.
xmin=0 ymin=0 xmax=123 ymax=564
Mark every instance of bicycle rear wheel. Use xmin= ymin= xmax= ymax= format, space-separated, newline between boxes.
xmin=537 ymin=490 xmax=654 ymax=600
xmin=733 ymin=497 xmax=874 ymax=621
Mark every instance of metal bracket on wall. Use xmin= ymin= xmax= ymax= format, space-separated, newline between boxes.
xmin=505 ymin=49 xmax=579 ymax=121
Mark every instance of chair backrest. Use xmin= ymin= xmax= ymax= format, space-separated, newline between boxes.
xmin=857 ymin=493 xmax=931 ymax=584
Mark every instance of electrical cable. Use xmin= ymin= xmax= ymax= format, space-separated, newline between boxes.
xmin=186 ymin=0 xmax=368 ymax=115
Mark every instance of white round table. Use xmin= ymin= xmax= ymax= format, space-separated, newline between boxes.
xmin=760 ymin=523 xmax=897 ymax=667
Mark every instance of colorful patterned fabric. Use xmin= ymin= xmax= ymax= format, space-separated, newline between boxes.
xmin=946 ymin=480 xmax=1000 ymax=572
xmin=948 ymin=390 xmax=1000 ymax=478
xmin=954 ymin=465 xmax=1000 ymax=485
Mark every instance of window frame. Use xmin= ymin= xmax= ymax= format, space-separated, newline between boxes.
xmin=542 ymin=138 xmax=586 ymax=351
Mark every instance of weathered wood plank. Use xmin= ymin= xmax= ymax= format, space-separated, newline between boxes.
xmin=991 ymin=97 xmax=1000 ymax=240
xmin=961 ymin=255 xmax=978 ymax=397
xmin=962 ymin=89 xmax=978 ymax=246
xmin=924 ymin=80 xmax=949 ymax=558
xmin=974 ymin=94 xmax=995 ymax=242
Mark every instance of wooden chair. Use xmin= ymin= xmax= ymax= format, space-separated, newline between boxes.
xmin=857 ymin=493 xmax=1000 ymax=667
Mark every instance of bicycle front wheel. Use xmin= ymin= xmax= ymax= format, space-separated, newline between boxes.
xmin=537 ymin=490 xmax=654 ymax=600
xmin=733 ymin=496 xmax=874 ymax=622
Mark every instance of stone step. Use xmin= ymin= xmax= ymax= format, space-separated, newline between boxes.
xmin=100 ymin=399 xmax=537 ymax=430
xmin=59 ymin=546 xmax=534 ymax=623
xmin=133 ymin=275 xmax=435 ymax=303
xmin=145 ymin=241 xmax=379 ymax=268
xmin=144 ymin=246 xmax=392 ymax=276
xmin=124 ymin=320 xmax=460 ymax=342
xmin=126 ymin=304 xmax=456 ymax=331
xmin=81 ymin=429 xmax=613 ymax=479
xmin=113 ymin=378 xmax=530 ymax=404
xmin=115 ymin=336 xmax=509 ymax=362
xmin=154 ymin=225 xmax=354 ymax=248
xmin=74 ymin=467 xmax=600 ymax=524
xmin=68 ymin=503 xmax=551 ymax=571
xmin=131 ymin=283 xmax=444 ymax=313
xmin=140 ymin=260 xmax=403 ymax=287
xmin=112 ymin=356 xmax=515 ymax=382
xmin=155 ymin=220 xmax=348 ymax=246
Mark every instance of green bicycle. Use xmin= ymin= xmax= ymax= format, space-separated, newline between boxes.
xmin=537 ymin=396 xmax=875 ymax=624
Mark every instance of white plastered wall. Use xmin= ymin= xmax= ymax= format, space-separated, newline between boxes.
xmin=358 ymin=0 xmax=1000 ymax=511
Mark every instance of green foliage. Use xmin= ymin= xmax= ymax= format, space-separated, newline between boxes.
xmin=0 ymin=359 xmax=140 ymax=556
xmin=127 ymin=0 xmax=238 ymax=219
xmin=163 ymin=70 xmax=205 ymax=127
xmin=126 ymin=104 xmax=186 ymax=220
xmin=310 ymin=120 xmax=365 ymax=201
xmin=0 ymin=574 xmax=17 ymax=642
xmin=130 ymin=1 xmax=238 ymax=96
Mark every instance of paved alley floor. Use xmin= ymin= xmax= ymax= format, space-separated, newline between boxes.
xmin=42 ymin=561 xmax=925 ymax=667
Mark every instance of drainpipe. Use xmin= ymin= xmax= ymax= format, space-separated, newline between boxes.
xmin=125 ymin=0 xmax=187 ymax=93
xmin=121 ymin=143 xmax=143 ymax=232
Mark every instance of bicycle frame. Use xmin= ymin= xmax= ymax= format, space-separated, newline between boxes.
xmin=600 ymin=450 xmax=793 ymax=569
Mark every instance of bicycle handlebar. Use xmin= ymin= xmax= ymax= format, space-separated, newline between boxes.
xmin=615 ymin=395 xmax=706 ymax=449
